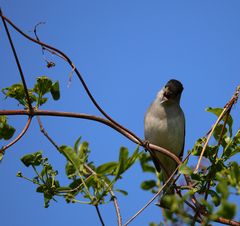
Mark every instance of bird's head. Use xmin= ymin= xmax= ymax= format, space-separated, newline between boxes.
xmin=160 ymin=79 xmax=184 ymax=104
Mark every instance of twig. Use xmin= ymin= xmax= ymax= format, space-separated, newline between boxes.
xmin=0 ymin=109 xmax=181 ymax=164
xmin=0 ymin=116 xmax=32 ymax=153
xmin=194 ymin=86 xmax=240 ymax=173
xmin=0 ymin=12 xmax=145 ymax=148
xmin=95 ymin=205 xmax=105 ymax=226
xmin=84 ymin=164 xmax=122 ymax=226
xmin=0 ymin=9 xmax=33 ymax=112
xmin=35 ymin=114 xmax=122 ymax=226
xmin=124 ymin=165 xmax=180 ymax=226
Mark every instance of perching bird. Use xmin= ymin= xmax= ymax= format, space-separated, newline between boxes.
xmin=144 ymin=79 xmax=185 ymax=184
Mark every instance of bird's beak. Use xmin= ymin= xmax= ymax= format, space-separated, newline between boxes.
xmin=161 ymin=87 xmax=172 ymax=103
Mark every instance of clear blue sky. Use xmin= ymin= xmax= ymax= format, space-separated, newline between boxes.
xmin=1 ymin=1 xmax=240 ymax=226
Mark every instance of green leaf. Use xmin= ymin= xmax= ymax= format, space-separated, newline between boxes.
xmin=141 ymin=180 xmax=156 ymax=190
xmin=74 ymin=136 xmax=81 ymax=153
xmin=139 ymin=152 xmax=156 ymax=173
xmin=179 ymin=163 xmax=193 ymax=175
xmin=115 ymin=147 xmax=129 ymax=179
xmin=34 ymin=76 xmax=52 ymax=96
xmin=59 ymin=145 xmax=81 ymax=172
xmin=208 ymin=190 xmax=221 ymax=206
xmin=206 ymin=107 xmax=233 ymax=137
xmin=2 ymin=84 xmax=36 ymax=107
xmin=216 ymin=201 xmax=236 ymax=219
xmin=216 ymin=179 xmax=229 ymax=199
xmin=96 ymin=162 xmax=118 ymax=175
xmin=50 ymin=81 xmax=60 ymax=100
xmin=115 ymin=189 xmax=128 ymax=196
xmin=125 ymin=146 xmax=140 ymax=171
xmin=21 ymin=151 xmax=43 ymax=167
xmin=0 ymin=116 xmax=16 ymax=140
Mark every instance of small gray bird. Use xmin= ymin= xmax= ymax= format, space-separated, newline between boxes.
xmin=144 ymin=79 xmax=185 ymax=184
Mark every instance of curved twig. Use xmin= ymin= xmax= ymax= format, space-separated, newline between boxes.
xmin=0 ymin=12 xmax=144 ymax=148
xmin=194 ymin=85 xmax=240 ymax=173
xmin=0 ymin=116 xmax=32 ymax=153
xmin=36 ymin=114 xmax=122 ymax=226
xmin=0 ymin=10 xmax=33 ymax=112
xmin=0 ymin=109 xmax=181 ymax=164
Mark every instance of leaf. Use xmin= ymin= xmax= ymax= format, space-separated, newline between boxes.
xmin=179 ymin=163 xmax=193 ymax=175
xmin=216 ymin=179 xmax=229 ymax=199
xmin=96 ymin=162 xmax=118 ymax=175
xmin=21 ymin=151 xmax=43 ymax=167
xmin=50 ymin=81 xmax=60 ymax=100
xmin=141 ymin=180 xmax=156 ymax=190
xmin=208 ymin=190 xmax=221 ymax=206
xmin=2 ymin=84 xmax=36 ymax=106
xmin=139 ymin=152 xmax=156 ymax=173
xmin=216 ymin=201 xmax=236 ymax=219
xmin=206 ymin=107 xmax=233 ymax=137
xmin=59 ymin=145 xmax=80 ymax=172
xmin=125 ymin=146 xmax=140 ymax=171
xmin=34 ymin=76 xmax=52 ymax=96
xmin=0 ymin=116 xmax=16 ymax=140
xmin=115 ymin=189 xmax=128 ymax=196
xmin=74 ymin=136 xmax=81 ymax=153
xmin=115 ymin=147 xmax=129 ymax=179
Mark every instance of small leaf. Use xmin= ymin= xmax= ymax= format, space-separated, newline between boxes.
xmin=206 ymin=107 xmax=233 ymax=137
xmin=115 ymin=189 xmax=128 ymax=196
xmin=34 ymin=76 xmax=52 ymax=96
xmin=115 ymin=147 xmax=129 ymax=179
xmin=179 ymin=163 xmax=193 ymax=175
xmin=125 ymin=146 xmax=140 ymax=171
xmin=141 ymin=180 xmax=156 ymax=190
xmin=59 ymin=145 xmax=80 ymax=172
xmin=21 ymin=151 xmax=43 ymax=167
xmin=50 ymin=81 xmax=60 ymax=100
xmin=96 ymin=162 xmax=118 ymax=175
xmin=216 ymin=201 xmax=236 ymax=219
xmin=208 ymin=190 xmax=221 ymax=206
xmin=74 ymin=136 xmax=81 ymax=153
xmin=0 ymin=119 xmax=16 ymax=140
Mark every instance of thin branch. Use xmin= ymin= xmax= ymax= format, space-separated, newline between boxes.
xmin=83 ymin=164 xmax=122 ymax=226
xmin=0 ymin=10 xmax=33 ymax=112
xmin=0 ymin=109 xmax=181 ymax=164
xmin=124 ymin=167 xmax=179 ymax=225
xmin=95 ymin=205 xmax=105 ymax=226
xmin=0 ymin=12 xmax=144 ymax=147
xmin=35 ymin=114 xmax=122 ymax=226
xmin=194 ymin=86 xmax=240 ymax=173
xmin=0 ymin=116 xmax=32 ymax=153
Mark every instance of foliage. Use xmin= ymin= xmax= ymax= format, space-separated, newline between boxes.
xmin=17 ymin=137 xmax=140 ymax=208
xmin=139 ymin=107 xmax=240 ymax=225
xmin=2 ymin=76 xmax=60 ymax=109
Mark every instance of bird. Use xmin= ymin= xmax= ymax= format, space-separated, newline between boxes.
xmin=144 ymin=79 xmax=185 ymax=185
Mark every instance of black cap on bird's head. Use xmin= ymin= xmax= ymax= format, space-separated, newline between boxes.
xmin=162 ymin=79 xmax=184 ymax=102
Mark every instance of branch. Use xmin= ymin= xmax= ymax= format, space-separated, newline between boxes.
xmin=0 ymin=109 xmax=181 ymax=164
xmin=36 ymin=114 xmax=122 ymax=226
xmin=0 ymin=9 xmax=33 ymax=112
xmin=95 ymin=205 xmax=105 ymax=226
xmin=194 ymin=85 xmax=240 ymax=173
xmin=0 ymin=116 xmax=32 ymax=153
xmin=0 ymin=12 xmax=144 ymax=147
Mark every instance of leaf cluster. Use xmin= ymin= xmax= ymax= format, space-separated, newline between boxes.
xmin=18 ymin=137 xmax=140 ymax=208
xmin=2 ymin=76 xmax=60 ymax=109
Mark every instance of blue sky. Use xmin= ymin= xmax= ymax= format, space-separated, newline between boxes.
xmin=1 ymin=1 xmax=240 ymax=226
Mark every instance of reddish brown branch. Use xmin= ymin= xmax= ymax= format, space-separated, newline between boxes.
xmin=0 ymin=10 xmax=33 ymax=112
xmin=0 ymin=109 xmax=181 ymax=164
xmin=0 ymin=12 xmax=144 ymax=147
